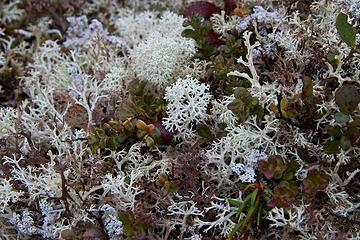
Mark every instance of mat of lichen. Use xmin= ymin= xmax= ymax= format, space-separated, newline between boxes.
xmin=0 ymin=0 xmax=359 ymax=239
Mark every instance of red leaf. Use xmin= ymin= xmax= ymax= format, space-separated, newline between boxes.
xmin=205 ymin=31 xmax=224 ymax=46
xmin=224 ymin=0 xmax=236 ymax=14
xmin=183 ymin=1 xmax=221 ymax=19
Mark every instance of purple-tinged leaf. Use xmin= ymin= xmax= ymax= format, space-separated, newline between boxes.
xmin=259 ymin=155 xmax=287 ymax=180
xmin=155 ymin=122 xmax=173 ymax=141
xmin=183 ymin=1 xmax=221 ymax=19
xmin=205 ymin=31 xmax=224 ymax=46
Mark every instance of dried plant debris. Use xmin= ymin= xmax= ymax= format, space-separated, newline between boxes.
xmin=0 ymin=0 xmax=360 ymax=239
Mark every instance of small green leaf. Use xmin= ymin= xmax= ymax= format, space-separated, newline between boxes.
xmin=297 ymin=147 xmax=316 ymax=163
xmin=118 ymin=213 xmax=133 ymax=237
xmin=99 ymin=138 xmax=107 ymax=149
xmin=218 ymin=122 xmax=227 ymax=130
xmin=163 ymin=179 xmax=178 ymax=193
xmin=282 ymin=160 xmax=300 ymax=181
xmin=123 ymin=224 xmax=133 ymax=237
xmin=326 ymin=125 xmax=342 ymax=138
xmin=236 ymin=193 xmax=252 ymax=219
xmin=348 ymin=125 xmax=360 ymax=146
xmin=256 ymin=204 xmax=262 ymax=229
xmin=60 ymin=229 xmax=77 ymax=240
xmin=280 ymin=98 xmax=289 ymax=118
xmin=336 ymin=13 xmax=356 ymax=48
xmin=228 ymin=198 xmax=242 ymax=207
xmin=196 ymin=124 xmax=213 ymax=139
xmin=137 ymin=129 xmax=147 ymax=139
xmin=144 ymin=136 xmax=155 ymax=148
xmin=326 ymin=50 xmax=339 ymax=62
xmin=324 ymin=140 xmax=340 ymax=154
xmin=182 ymin=28 xmax=197 ymax=39
xmin=250 ymin=188 xmax=258 ymax=207
xmin=87 ymin=134 xmax=98 ymax=145
xmin=107 ymin=137 xmax=117 ymax=151
xmin=96 ymin=129 xmax=106 ymax=138
xmin=149 ymin=127 xmax=161 ymax=140
xmin=334 ymin=112 xmax=350 ymax=125
xmin=340 ymin=135 xmax=351 ymax=150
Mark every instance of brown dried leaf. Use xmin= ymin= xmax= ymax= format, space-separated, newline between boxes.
xmin=65 ymin=104 xmax=88 ymax=130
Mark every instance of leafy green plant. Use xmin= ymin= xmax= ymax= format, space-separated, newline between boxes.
xmin=119 ymin=81 xmax=167 ymax=123
xmin=228 ymin=181 xmax=270 ymax=240
xmin=259 ymin=156 xmax=300 ymax=208
xmin=227 ymin=157 xmax=298 ymax=239
xmin=87 ymin=118 xmax=164 ymax=153
xmin=88 ymin=82 xmax=172 ymax=153
xmin=228 ymin=87 xmax=264 ymax=123
xmin=324 ymin=113 xmax=360 ymax=154
xmin=227 ymin=155 xmax=329 ymax=239
xmin=119 ymin=211 xmax=153 ymax=239
xmin=278 ymin=76 xmax=322 ymax=129
xmin=87 ymin=120 xmax=126 ymax=153
xmin=182 ymin=15 xmax=223 ymax=59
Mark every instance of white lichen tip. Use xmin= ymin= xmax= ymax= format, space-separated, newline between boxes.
xmin=227 ymin=31 xmax=261 ymax=88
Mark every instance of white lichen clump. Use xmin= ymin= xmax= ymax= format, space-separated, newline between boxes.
xmin=163 ymin=76 xmax=212 ymax=141
xmin=130 ymin=32 xmax=196 ymax=87
xmin=0 ymin=0 xmax=359 ymax=239
xmin=205 ymin=116 xmax=278 ymax=186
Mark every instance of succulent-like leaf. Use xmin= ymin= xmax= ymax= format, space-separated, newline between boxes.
xmin=282 ymin=160 xmax=300 ymax=181
xmin=182 ymin=28 xmax=197 ymax=39
xmin=267 ymin=181 xmax=299 ymax=208
xmin=259 ymin=155 xmax=287 ymax=180
xmin=144 ymin=136 xmax=155 ymax=148
xmin=303 ymin=169 xmax=329 ymax=198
